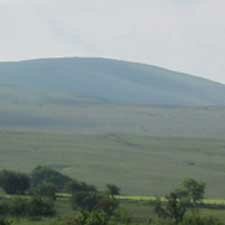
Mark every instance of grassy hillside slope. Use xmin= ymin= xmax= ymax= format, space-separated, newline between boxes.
xmin=1 ymin=104 xmax=225 ymax=139
xmin=1 ymin=131 xmax=225 ymax=198
xmin=0 ymin=57 xmax=225 ymax=106
xmin=1 ymin=58 xmax=225 ymax=198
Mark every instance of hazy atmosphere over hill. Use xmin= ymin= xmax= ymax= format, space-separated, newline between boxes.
xmin=0 ymin=0 xmax=225 ymax=83
xmin=3 ymin=2 xmax=225 ymax=218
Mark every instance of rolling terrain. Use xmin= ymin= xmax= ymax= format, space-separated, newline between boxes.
xmin=0 ymin=58 xmax=225 ymax=198
xmin=1 ymin=131 xmax=225 ymax=198
xmin=0 ymin=104 xmax=225 ymax=138
xmin=0 ymin=57 xmax=225 ymax=137
xmin=0 ymin=57 xmax=225 ymax=107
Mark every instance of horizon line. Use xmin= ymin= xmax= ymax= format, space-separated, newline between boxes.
xmin=0 ymin=55 xmax=224 ymax=86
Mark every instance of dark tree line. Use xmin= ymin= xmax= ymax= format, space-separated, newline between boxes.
xmin=1 ymin=166 xmax=221 ymax=225
xmin=0 ymin=166 xmax=120 ymax=223
xmin=0 ymin=170 xmax=30 ymax=195
xmin=0 ymin=166 xmax=101 ymax=196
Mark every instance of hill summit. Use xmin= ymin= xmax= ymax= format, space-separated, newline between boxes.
xmin=0 ymin=57 xmax=225 ymax=106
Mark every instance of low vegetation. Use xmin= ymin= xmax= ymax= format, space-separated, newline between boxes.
xmin=0 ymin=196 xmax=55 ymax=218
xmin=31 ymin=166 xmax=72 ymax=192
xmin=0 ymin=166 xmax=224 ymax=225
xmin=0 ymin=170 xmax=30 ymax=195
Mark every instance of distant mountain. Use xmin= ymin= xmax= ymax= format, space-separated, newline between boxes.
xmin=0 ymin=57 xmax=225 ymax=106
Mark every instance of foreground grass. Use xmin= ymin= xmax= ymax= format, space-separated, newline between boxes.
xmin=5 ymin=197 xmax=225 ymax=225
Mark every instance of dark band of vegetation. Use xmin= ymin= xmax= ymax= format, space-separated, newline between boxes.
xmin=0 ymin=166 xmax=224 ymax=225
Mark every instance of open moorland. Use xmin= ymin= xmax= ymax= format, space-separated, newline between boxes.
xmin=1 ymin=58 xmax=225 ymax=224
xmin=1 ymin=130 xmax=225 ymax=198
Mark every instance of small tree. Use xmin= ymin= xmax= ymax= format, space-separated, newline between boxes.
xmin=154 ymin=178 xmax=206 ymax=224
xmin=180 ymin=178 xmax=205 ymax=206
xmin=71 ymin=191 xmax=119 ymax=216
xmin=71 ymin=191 xmax=98 ymax=212
xmin=31 ymin=166 xmax=72 ymax=191
xmin=66 ymin=180 xmax=97 ymax=194
xmin=0 ymin=170 xmax=30 ymax=195
xmin=154 ymin=192 xmax=189 ymax=224
xmin=106 ymin=184 xmax=120 ymax=197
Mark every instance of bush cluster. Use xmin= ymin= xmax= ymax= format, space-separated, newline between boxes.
xmin=0 ymin=197 xmax=55 ymax=218
xmin=0 ymin=170 xmax=30 ymax=195
xmin=52 ymin=211 xmax=109 ymax=225
xmin=1 ymin=166 xmax=223 ymax=225
xmin=31 ymin=166 xmax=72 ymax=191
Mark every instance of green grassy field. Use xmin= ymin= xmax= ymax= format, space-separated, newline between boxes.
xmin=1 ymin=131 xmax=225 ymax=198
xmin=1 ymin=104 xmax=225 ymax=139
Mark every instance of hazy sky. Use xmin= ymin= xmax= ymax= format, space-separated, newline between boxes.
xmin=0 ymin=0 xmax=225 ymax=83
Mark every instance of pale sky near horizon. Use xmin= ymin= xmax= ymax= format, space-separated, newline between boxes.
xmin=0 ymin=0 xmax=225 ymax=83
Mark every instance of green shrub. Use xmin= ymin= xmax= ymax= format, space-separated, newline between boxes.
xmin=180 ymin=215 xmax=224 ymax=225
xmin=31 ymin=166 xmax=72 ymax=191
xmin=84 ymin=211 xmax=108 ymax=225
xmin=0 ymin=200 xmax=10 ymax=216
xmin=105 ymin=184 xmax=120 ymax=196
xmin=154 ymin=178 xmax=207 ymax=224
xmin=0 ymin=218 xmax=12 ymax=225
xmin=0 ymin=196 xmax=55 ymax=218
xmin=177 ymin=179 xmax=206 ymax=206
xmin=71 ymin=191 xmax=118 ymax=216
xmin=66 ymin=180 xmax=97 ymax=194
xmin=27 ymin=196 xmax=55 ymax=217
xmin=0 ymin=170 xmax=30 ymax=195
xmin=113 ymin=208 xmax=132 ymax=225
xmin=154 ymin=192 xmax=189 ymax=224
xmin=9 ymin=197 xmax=28 ymax=217
xmin=72 ymin=191 xmax=99 ymax=212
xmin=95 ymin=194 xmax=119 ymax=216
xmin=31 ymin=182 xmax=57 ymax=200
xmin=52 ymin=211 xmax=108 ymax=225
